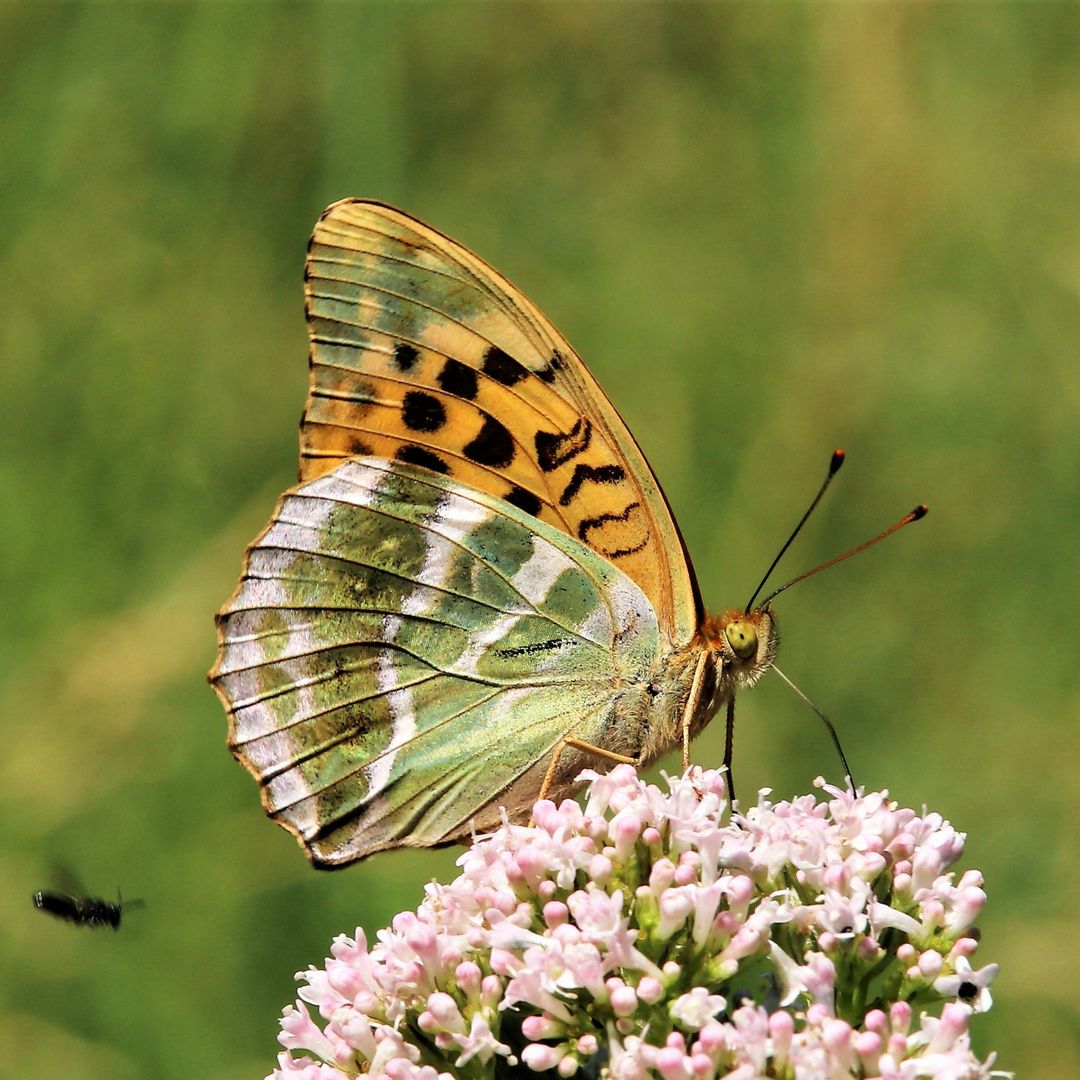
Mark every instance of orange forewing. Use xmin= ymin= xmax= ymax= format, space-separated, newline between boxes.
xmin=301 ymin=200 xmax=701 ymax=644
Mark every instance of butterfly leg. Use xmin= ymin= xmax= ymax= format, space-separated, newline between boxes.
xmin=563 ymin=737 xmax=636 ymax=764
xmin=679 ymin=651 xmax=711 ymax=771
xmin=722 ymin=698 xmax=737 ymax=804
xmin=536 ymin=738 xmax=636 ymax=805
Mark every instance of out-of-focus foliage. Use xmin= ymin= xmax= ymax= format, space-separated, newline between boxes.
xmin=1 ymin=4 xmax=1076 ymax=1077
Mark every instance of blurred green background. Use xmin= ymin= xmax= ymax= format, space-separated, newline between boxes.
xmin=1 ymin=3 xmax=1077 ymax=1077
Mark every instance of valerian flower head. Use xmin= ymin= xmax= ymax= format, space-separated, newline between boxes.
xmin=269 ymin=767 xmax=1007 ymax=1080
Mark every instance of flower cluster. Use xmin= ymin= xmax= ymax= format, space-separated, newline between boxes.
xmin=269 ymin=767 xmax=1004 ymax=1079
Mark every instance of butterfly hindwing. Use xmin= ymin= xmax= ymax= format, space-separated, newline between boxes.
xmin=302 ymin=200 xmax=700 ymax=645
xmin=211 ymin=457 xmax=663 ymax=865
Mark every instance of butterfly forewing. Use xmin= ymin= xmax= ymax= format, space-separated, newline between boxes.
xmin=301 ymin=201 xmax=700 ymax=645
xmin=212 ymin=458 xmax=664 ymax=865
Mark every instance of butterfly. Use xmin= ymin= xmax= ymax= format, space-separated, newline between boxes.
xmin=209 ymin=201 xmax=808 ymax=867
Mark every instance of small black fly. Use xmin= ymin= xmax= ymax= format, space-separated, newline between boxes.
xmin=32 ymin=889 xmax=143 ymax=930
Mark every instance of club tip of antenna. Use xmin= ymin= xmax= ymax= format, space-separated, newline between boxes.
xmin=911 ymin=504 xmax=928 ymax=521
xmin=830 ymin=449 xmax=845 ymax=473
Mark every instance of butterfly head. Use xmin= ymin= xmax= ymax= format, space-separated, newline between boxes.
xmin=704 ymin=605 xmax=777 ymax=690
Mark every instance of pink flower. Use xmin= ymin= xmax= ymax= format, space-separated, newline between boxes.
xmin=278 ymin=1003 xmax=338 ymax=1062
xmin=934 ymin=956 xmax=1000 ymax=1013
xmin=449 ymin=1011 xmax=511 ymax=1067
xmin=268 ymin=1051 xmax=352 ymax=1079
xmin=814 ymin=880 xmax=870 ymax=938
xmin=265 ymin=767 xmax=1003 ymax=1080
xmin=668 ymin=987 xmax=726 ymax=1029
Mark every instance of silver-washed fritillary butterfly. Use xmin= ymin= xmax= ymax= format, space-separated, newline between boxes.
xmin=210 ymin=201 xmax=838 ymax=867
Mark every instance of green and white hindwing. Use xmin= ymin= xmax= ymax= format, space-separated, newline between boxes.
xmin=211 ymin=457 xmax=663 ymax=865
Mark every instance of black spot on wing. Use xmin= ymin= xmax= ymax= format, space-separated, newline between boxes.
xmin=504 ymin=486 xmax=542 ymax=517
xmin=395 ymin=445 xmax=451 ymax=475
xmin=401 ymin=391 xmax=446 ymax=433
xmin=482 ymin=346 xmax=529 ymax=386
xmin=393 ymin=342 xmax=420 ymax=372
xmin=464 ymin=415 xmax=515 ymax=468
xmin=495 ymin=638 xmax=568 ymax=658
xmin=535 ymin=418 xmax=591 ymax=472
xmin=535 ymin=349 xmax=566 ymax=384
xmin=348 ymin=436 xmax=374 ymax=457
xmin=578 ymin=502 xmax=649 ymax=558
xmin=559 ymin=463 xmax=626 ymax=506
xmin=437 ymin=358 xmax=479 ymax=401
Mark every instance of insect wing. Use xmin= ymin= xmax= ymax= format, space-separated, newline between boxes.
xmin=302 ymin=201 xmax=701 ymax=645
xmin=211 ymin=457 xmax=662 ymax=866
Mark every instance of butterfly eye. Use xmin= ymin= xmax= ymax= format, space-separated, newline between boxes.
xmin=724 ymin=620 xmax=758 ymax=660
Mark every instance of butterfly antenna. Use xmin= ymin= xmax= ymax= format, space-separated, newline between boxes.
xmin=746 ymin=450 xmax=846 ymax=612
xmin=756 ymin=504 xmax=927 ymax=609
xmin=772 ymin=665 xmax=853 ymax=788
